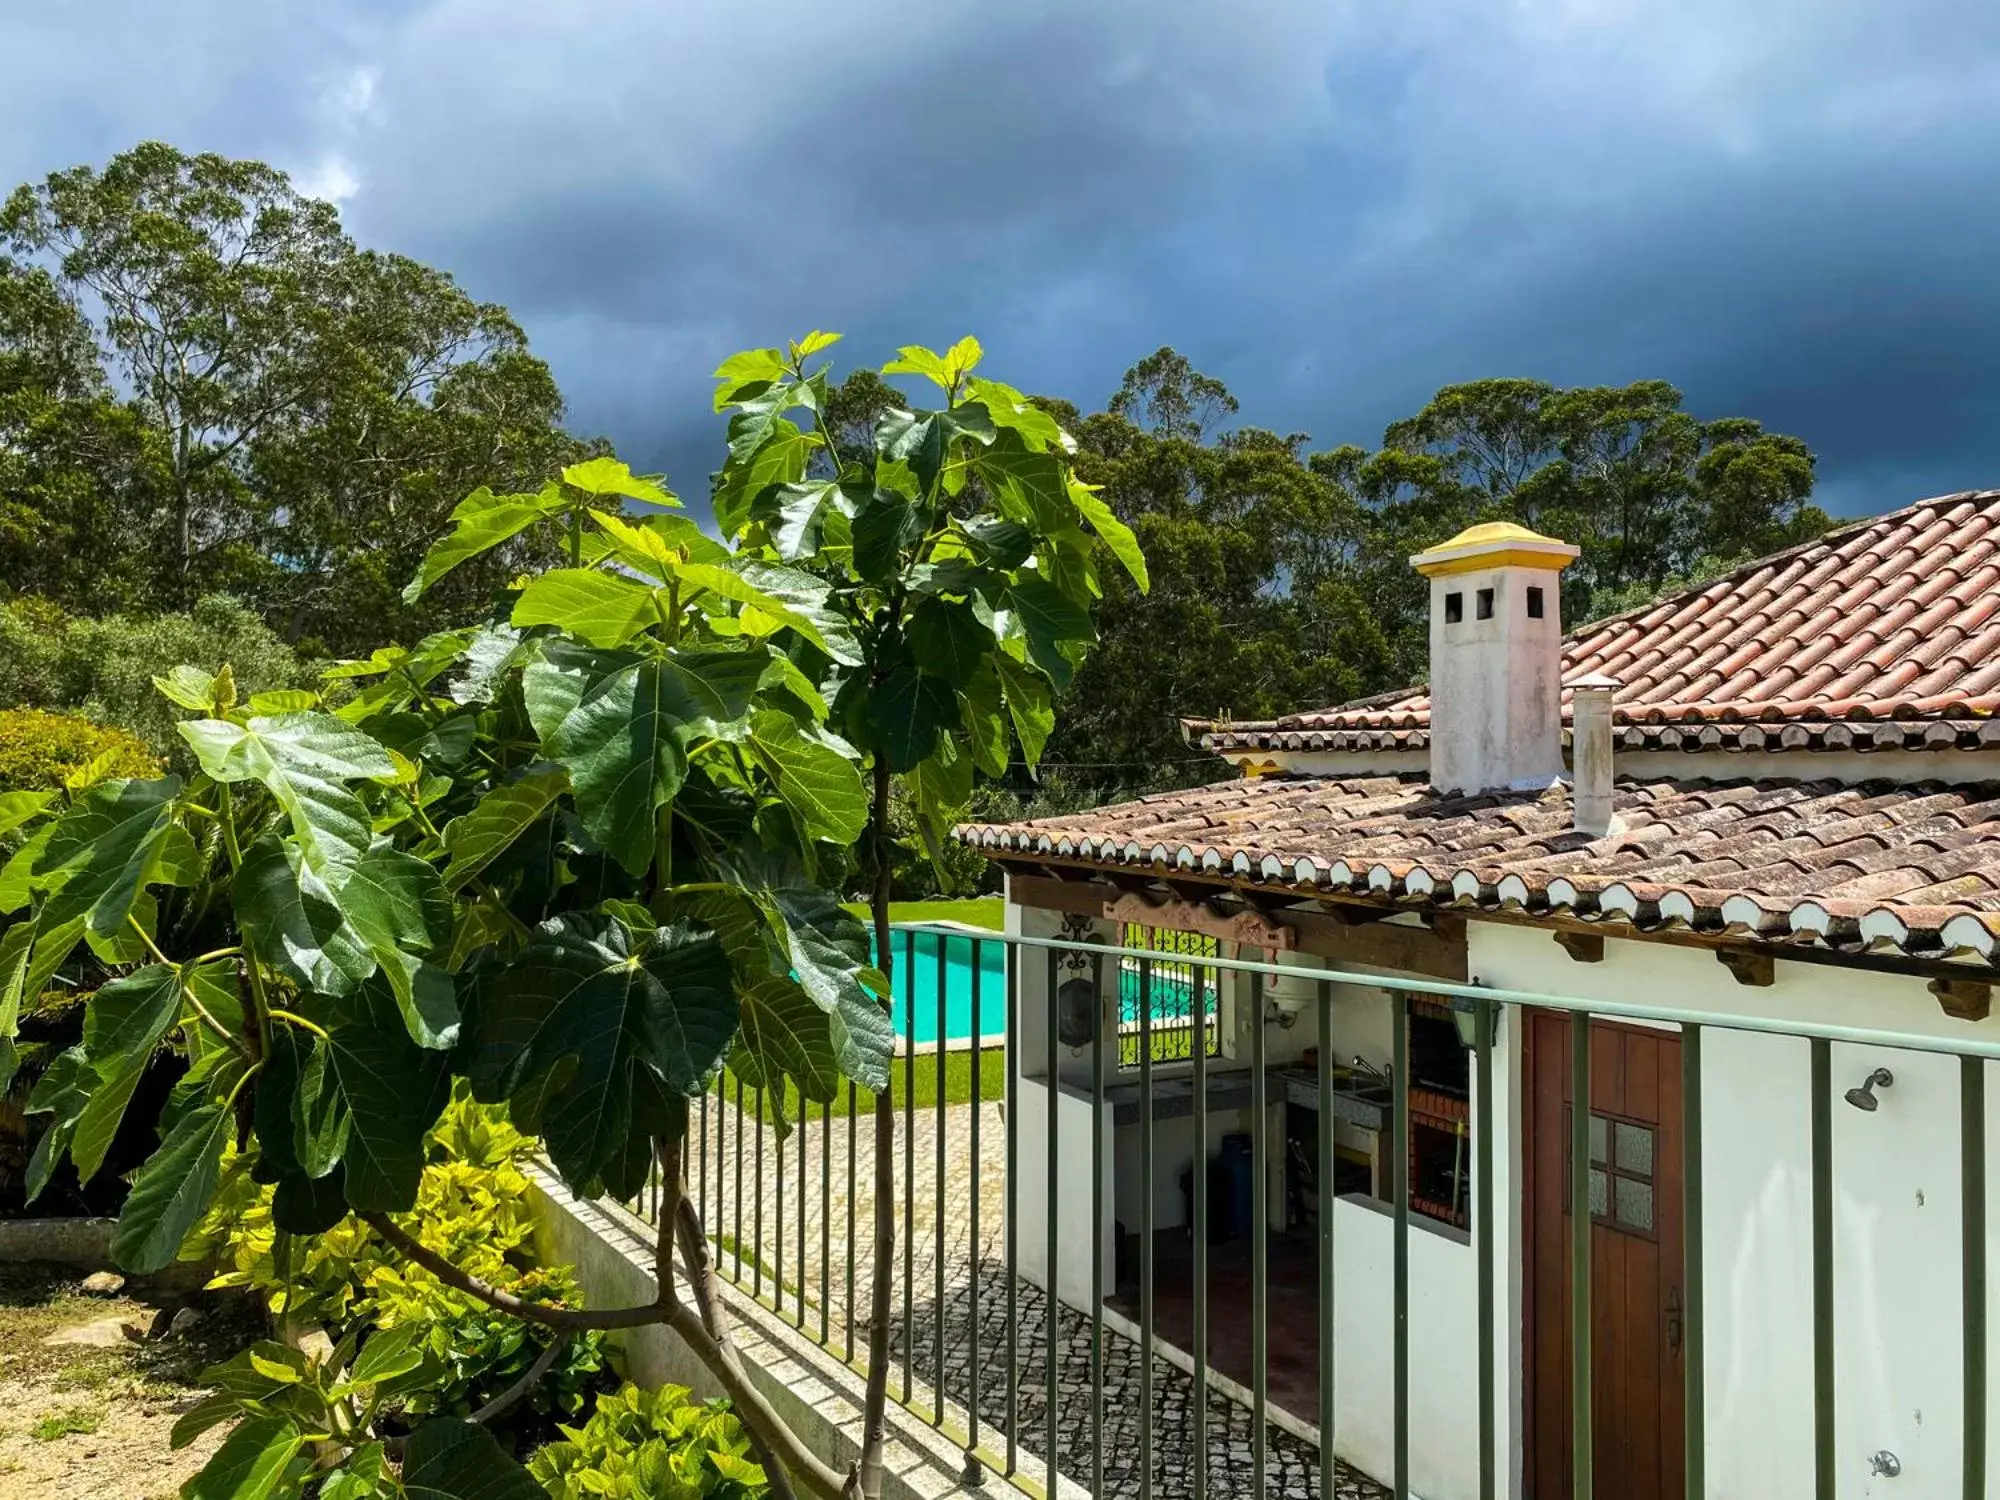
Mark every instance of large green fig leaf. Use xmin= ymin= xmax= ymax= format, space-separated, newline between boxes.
xmin=724 ymin=872 xmax=891 ymax=1092
xmin=1068 ymin=475 xmax=1149 ymax=590
xmin=180 ymin=714 xmax=392 ymax=887
xmin=83 ymin=963 xmax=181 ymax=1071
xmin=403 ymin=483 xmax=565 ymax=603
xmin=993 ymin=652 xmax=1054 ymax=766
xmin=545 ymin=661 xmax=690 ymax=877
xmin=0 ymin=918 xmax=37 ymax=1038
xmin=403 ymin=1417 xmax=544 ymax=1500
xmin=341 ymin=846 xmax=457 ymax=1048
xmin=746 ymin=711 xmax=867 ymax=844
xmin=1005 ymin=576 xmax=1094 ymax=689
xmin=183 ymin=1413 xmax=305 ymax=1500
xmin=439 ymin=767 xmax=568 ymax=891
xmin=561 ymin=455 xmax=677 ymax=506
xmin=733 ymin=976 xmax=845 ymax=1106
xmin=234 ymin=839 xmax=373 ymax=997
xmin=511 ymin=569 xmax=663 ymax=648
xmin=906 ymin=597 xmax=990 ymax=687
xmin=294 ymin=985 xmax=449 ymax=1211
xmin=111 ymin=1100 xmax=232 ymax=1273
xmin=461 ymin=919 xmax=736 ymax=1193
xmin=865 ymin=662 xmax=959 ymax=772
xmin=38 ymin=775 xmax=181 ymax=934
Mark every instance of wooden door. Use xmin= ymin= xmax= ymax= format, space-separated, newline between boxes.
xmin=1525 ymin=1013 xmax=1685 ymax=1499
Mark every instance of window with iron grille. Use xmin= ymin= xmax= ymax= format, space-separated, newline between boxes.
xmin=1117 ymin=923 xmax=1221 ymax=1068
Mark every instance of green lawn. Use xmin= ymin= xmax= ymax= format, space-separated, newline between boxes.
xmin=842 ymin=897 xmax=1006 ymax=931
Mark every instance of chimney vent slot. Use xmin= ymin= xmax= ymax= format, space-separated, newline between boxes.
xmin=1445 ymin=591 xmax=1464 ymax=624
xmin=1476 ymin=588 xmax=1495 ymax=621
xmin=1527 ymin=586 xmax=1545 ymax=619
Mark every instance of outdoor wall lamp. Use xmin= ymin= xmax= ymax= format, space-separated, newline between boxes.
xmin=1055 ymin=914 xmax=1098 ymax=1050
xmin=1445 ymin=991 xmax=1488 ymax=1049
xmin=1056 ymin=978 xmax=1098 ymax=1049
xmin=1845 ymin=1067 xmax=1895 ymax=1113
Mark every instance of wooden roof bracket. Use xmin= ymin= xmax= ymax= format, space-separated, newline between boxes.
xmin=1717 ymin=948 xmax=1775 ymax=987
xmin=1930 ymin=976 xmax=1993 ymax=1023
xmin=1554 ymin=930 xmax=1606 ymax=964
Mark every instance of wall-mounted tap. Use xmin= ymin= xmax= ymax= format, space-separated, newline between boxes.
xmin=1348 ymin=1056 xmax=1391 ymax=1089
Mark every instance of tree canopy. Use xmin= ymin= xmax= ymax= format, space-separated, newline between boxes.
xmin=1 ymin=332 xmax=1134 ymax=1499
xmin=1037 ymin=354 xmax=1827 ymax=792
xmin=0 ymin=142 xmax=592 ymax=651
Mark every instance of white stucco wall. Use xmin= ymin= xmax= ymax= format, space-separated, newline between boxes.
xmin=1332 ymin=1198 xmax=1483 ymax=1499
xmin=1003 ymin=878 xmax=2000 ymax=1498
xmin=1472 ymin=923 xmax=2000 ymax=1500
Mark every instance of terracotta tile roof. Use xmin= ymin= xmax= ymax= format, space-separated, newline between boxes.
xmin=1199 ymin=490 xmax=2000 ymax=754
xmin=958 ymin=773 xmax=2000 ymax=967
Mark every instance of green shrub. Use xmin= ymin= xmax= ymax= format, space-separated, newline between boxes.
xmin=0 ymin=593 xmax=315 ymax=760
xmin=529 ymin=1383 xmax=769 ymax=1499
xmin=0 ymin=708 xmax=157 ymax=791
xmin=187 ymin=1088 xmax=610 ymax=1424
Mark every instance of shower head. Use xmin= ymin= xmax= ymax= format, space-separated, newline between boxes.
xmin=1845 ymin=1067 xmax=1894 ymax=1112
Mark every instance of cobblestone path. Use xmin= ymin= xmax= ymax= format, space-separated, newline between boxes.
xmin=646 ymin=1090 xmax=1391 ymax=1500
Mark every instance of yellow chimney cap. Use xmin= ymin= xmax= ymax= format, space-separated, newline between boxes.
xmin=1410 ymin=521 xmax=1581 ymax=578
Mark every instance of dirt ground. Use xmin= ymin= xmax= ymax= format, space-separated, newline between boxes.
xmin=0 ymin=1261 xmax=263 ymax=1500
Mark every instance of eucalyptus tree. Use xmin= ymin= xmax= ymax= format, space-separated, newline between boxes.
xmin=2 ymin=142 xmax=589 ymax=647
xmin=1 ymin=333 xmax=1139 ymax=1498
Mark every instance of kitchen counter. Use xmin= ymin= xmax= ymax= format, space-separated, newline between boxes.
xmin=1057 ymin=1070 xmax=1256 ymax=1126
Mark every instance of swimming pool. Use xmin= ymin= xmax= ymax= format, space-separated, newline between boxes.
xmin=881 ymin=925 xmax=1217 ymax=1047
xmin=881 ymin=926 xmax=1009 ymax=1046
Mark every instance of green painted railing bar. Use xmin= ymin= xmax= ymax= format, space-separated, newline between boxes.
xmin=1139 ymin=956 xmax=1157 ymax=1500
xmin=1192 ymin=962 xmax=1210 ymax=1500
xmin=903 ymin=935 xmax=917 ymax=1404
xmin=845 ymin=1080 xmax=857 ymax=1362
xmin=1252 ymin=964 xmax=1270 ymax=1500
xmin=1965 ymin=1056 xmax=1987 ymax=1500
xmin=1004 ymin=941 xmax=1020 ymax=1479
xmin=1571 ymin=1011 xmax=1592 ymax=1500
xmin=1092 ymin=949 xmax=1108 ymax=1500
xmin=1044 ymin=944 xmax=1060 ymax=1498
xmin=733 ymin=1074 xmax=744 ymax=1291
xmin=1318 ymin=978 xmax=1337 ymax=1500
xmin=988 ymin=927 xmax=2000 ymax=1061
xmin=820 ymin=1095 xmax=831 ymax=1345
xmin=623 ymin=921 xmax=2000 ymax=1500
xmin=1683 ymin=1024 xmax=1705 ymax=1500
xmin=1811 ymin=1038 xmax=1834 ymax=1500
xmin=966 ymin=937 xmax=984 ymax=1463
xmin=1477 ymin=999 xmax=1496 ymax=1500
xmin=772 ymin=1084 xmax=783 ymax=1307
xmin=934 ymin=933 xmax=948 ymax=1419
xmin=1394 ymin=987 xmax=1412 ymax=1499
xmin=753 ymin=1078 xmax=764 ymax=1300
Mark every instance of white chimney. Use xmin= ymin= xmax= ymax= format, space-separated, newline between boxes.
xmin=1569 ymin=671 xmax=1620 ymax=837
xmin=1410 ymin=523 xmax=1580 ymax=796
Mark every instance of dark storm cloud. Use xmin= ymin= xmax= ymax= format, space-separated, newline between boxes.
xmin=5 ymin=0 xmax=2000 ymax=516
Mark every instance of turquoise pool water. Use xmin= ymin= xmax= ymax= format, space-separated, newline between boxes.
xmin=882 ymin=927 xmax=1009 ymax=1045
xmin=881 ymin=927 xmax=1215 ymax=1046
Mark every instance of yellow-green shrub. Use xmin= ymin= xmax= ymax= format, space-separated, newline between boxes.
xmin=0 ymin=708 xmax=157 ymax=791
xmin=186 ymin=1088 xmax=610 ymax=1423
xmin=529 ymin=1384 xmax=769 ymax=1499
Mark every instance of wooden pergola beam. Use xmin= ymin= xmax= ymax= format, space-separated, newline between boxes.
xmin=1005 ymin=871 xmax=1467 ymax=981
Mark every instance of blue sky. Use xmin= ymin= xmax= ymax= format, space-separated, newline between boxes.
xmin=5 ymin=0 xmax=1999 ymax=518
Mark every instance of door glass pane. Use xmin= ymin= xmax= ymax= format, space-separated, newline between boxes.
xmin=1615 ymin=1176 xmax=1654 ymax=1232
xmin=1589 ymin=1114 xmax=1608 ymax=1164
xmin=1589 ymin=1167 xmax=1608 ymax=1217
xmin=1615 ymin=1121 xmax=1654 ymax=1178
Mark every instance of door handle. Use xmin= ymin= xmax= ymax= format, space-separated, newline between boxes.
xmin=1666 ymin=1286 xmax=1683 ymax=1354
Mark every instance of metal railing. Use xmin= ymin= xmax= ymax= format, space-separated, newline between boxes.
xmin=619 ymin=919 xmax=2000 ymax=1500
